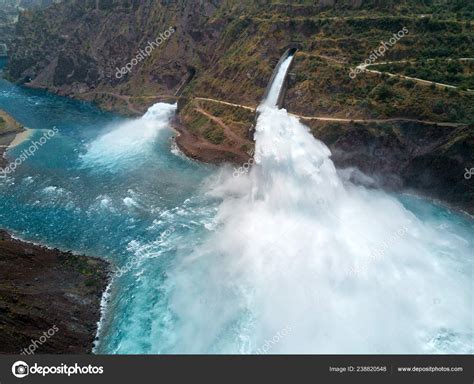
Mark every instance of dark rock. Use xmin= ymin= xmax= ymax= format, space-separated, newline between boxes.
xmin=0 ymin=230 xmax=111 ymax=354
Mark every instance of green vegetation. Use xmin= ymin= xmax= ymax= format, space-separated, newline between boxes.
xmin=6 ymin=0 xmax=474 ymax=129
xmin=0 ymin=110 xmax=23 ymax=135
xmin=183 ymin=6 xmax=474 ymax=126
xmin=184 ymin=109 xmax=209 ymax=134
xmin=285 ymin=54 xmax=474 ymax=124
xmin=61 ymin=253 xmax=101 ymax=277
xmin=203 ymin=125 xmax=225 ymax=144
xmin=181 ymin=101 xmax=230 ymax=145
xmin=376 ymin=59 xmax=474 ymax=89
xmin=202 ymin=100 xmax=254 ymax=122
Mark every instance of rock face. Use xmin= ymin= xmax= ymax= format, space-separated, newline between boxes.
xmin=7 ymin=0 xmax=225 ymax=102
xmin=0 ymin=0 xmax=57 ymax=48
xmin=307 ymin=120 xmax=474 ymax=214
xmin=0 ymin=230 xmax=110 ymax=354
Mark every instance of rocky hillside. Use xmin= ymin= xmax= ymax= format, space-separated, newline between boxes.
xmin=4 ymin=0 xmax=474 ymax=213
xmin=6 ymin=0 xmax=223 ymax=105
xmin=6 ymin=1 xmax=473 ymax=111
xmin=0 ymin=230 xmax=110 ymax=354
xmin=0 ymin=0 xmax=58 ymax=48
xmin=307 ymin=119 xmax=474 ymax=214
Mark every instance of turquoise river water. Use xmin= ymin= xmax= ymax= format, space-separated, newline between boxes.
xmin=0 ymin=58 xmax=472 ymax=354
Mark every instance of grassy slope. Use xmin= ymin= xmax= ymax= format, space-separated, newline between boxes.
xmin=174 ymin=7 xmax=473 ymax=163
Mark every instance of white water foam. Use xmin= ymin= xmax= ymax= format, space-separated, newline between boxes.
xmin=80 ymin=102 xmax=176 ymax=171
xmin=160 ymin=55 xmax=473 ymax=354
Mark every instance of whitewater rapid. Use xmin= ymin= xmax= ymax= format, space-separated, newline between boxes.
xmin=156 ymin=55 xmax=473 ymax=353
xmin=80 ymin=103 xmax=177 ymax=171
xmin=65 ymin=55 xmax=473 ymax=354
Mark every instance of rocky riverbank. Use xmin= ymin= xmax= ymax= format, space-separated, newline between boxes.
xmin=0 ymin=230 xmax=110 ymax=354
xmin=0 ymin=109 xmax=24 ymax=168
xmin=0 ymin=114 xmax=111 ymax=354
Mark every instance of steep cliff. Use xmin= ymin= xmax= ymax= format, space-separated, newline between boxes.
xmin=0 ymin=0 xmax=58 ymax=48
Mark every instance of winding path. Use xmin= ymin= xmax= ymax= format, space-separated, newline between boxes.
xmin=357 ymin=58 xmax=474 ymax=92
xmin=194 ymin=97 xmax=256 ymax=111
xmin=84 ymin=91 xmax=468 ymax=128
xmin=194 ymin=96 xmax=468 ymax=127
xmin=194 ymin=106 xmax=250 ymax=148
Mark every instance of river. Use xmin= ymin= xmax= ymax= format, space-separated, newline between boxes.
xmin=0 ymin=58 xmax=472 ymax=354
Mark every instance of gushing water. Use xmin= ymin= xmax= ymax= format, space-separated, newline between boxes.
xmin=80 ymin=103 xmax=176 ymax=172
xmin=262 ymin=55 xmax=294 ymax=107
xmin=2 ymin=54 xmax=470 ymax=355
xmin=157 ymin=54 xmax=473 ymax=353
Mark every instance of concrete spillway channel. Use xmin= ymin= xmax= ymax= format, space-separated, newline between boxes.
xmin=175 ymin=67 xmax=196 ymax=113
xmin=248 ymin=45 xmax=299 ymax=139
xmin=175 ymin=66 xmax=196 ymax=97
xmin=261 ymin=46 xmax=298 ymax=108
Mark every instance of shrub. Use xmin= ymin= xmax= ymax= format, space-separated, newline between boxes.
xmin=372 ymin=84 xmax=393 ymax=101
xmin=203 ymin=126 xmax=225 ymax=144
xmin=432 ymin=100 xmax=445 ymax=114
